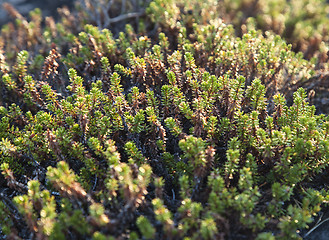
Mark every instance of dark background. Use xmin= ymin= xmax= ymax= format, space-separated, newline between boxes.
xmin=0 ymin=0 xmax=74 ymax=26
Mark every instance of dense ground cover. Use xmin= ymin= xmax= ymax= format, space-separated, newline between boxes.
xmin=1 ymin=0 xmax=329 ymax=239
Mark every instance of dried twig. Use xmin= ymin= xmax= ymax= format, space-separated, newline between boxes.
xmin=78 ymin=0 xmax=146 ymax=29
xmin=303 ymin=212 xmax=329 ymax=238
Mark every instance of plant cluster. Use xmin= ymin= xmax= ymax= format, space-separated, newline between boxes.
xmin=1 ymin=1 xmax=329 ymax=240
xmin=149 ymin=0 xmax=329 ymax=62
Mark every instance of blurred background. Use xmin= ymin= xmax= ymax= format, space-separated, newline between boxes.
xmin=0 ymin=0 xmax=74 ymax=26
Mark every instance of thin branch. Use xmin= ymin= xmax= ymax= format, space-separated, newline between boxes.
xmin=107 ymin=0 xmax=114 ymax=11
xmin=304 ymin=213 xmax=329 ymax=238
xmin=106 ymin=11 xmax=145 ymax=25
xmin=121 ymin=0 xmax=127 ymax=15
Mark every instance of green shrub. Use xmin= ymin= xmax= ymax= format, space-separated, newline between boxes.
xmin=148 ymin=0 xmax=329 ymax=62
xmin=1 ymin=1 xmax=329 ymax=239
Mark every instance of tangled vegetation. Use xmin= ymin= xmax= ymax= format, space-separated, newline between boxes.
xmin=1 ymin=0 xmax=329 ymax=239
